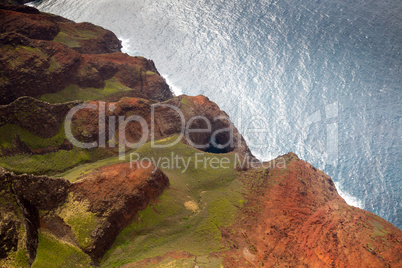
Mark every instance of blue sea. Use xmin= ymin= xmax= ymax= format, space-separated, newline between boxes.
xmin=31 ymin=0 xmax=401 ymax=228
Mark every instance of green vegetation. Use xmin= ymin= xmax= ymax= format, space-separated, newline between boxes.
xmin=144 ymin=70 xmax=157 ymax=75
xmin=53 ymin=24 xmax=100 ymax=49
xmin=58 ymin=153 xmax=127 ymax=182
xmin=148 ymin=258 xmax=195 ymax=268
xmin=6 ymin=46 xmax=47 ymax=69
xmin=0 ymin=246 xmax=29 ymax=268
xmin=48 ymin=57 xmax=62 ymax=72
xmin=0 ymin=124 xmax=65 ymax=150
xmin=193 ymin=256 xmax=224 ymax=268
xmin=370 ymin=219 xmax=389 ymax=237
xmin=32 ymin=231 xmax=92 ymax=268
xmin=39 ymin=77 xmax=134 ymax=103
xmin=58 ymin=194 xmax=100 ymax=249
xmin=0 ymin=208 xmax=29 ymax=268
xmin=0 ymin=134 xmax=256 ymax=266
xmin=53 ymin=30 xmax=81 ymax=48
xmin=16 ymin=46 xmax=45 ymax=56
xmin=0 ymin=148 xmax=114 ymax=175
xmin=139 ymin=255 xmax=224 ymax=268
xmin=13 ymin=247 xmax=29 ymax=268
xmin=100 ymin=136 xmax=244 ymax=267
xmin=180 ymin=97 xmax=189 ymax=106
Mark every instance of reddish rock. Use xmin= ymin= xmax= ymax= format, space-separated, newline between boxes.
xmin=63 ymin=162 xmax=169 ymax=261
xmin=158 ymin=95 xmax=252 ymax=155
xmin=123 ymin=153 xmax=401 ymax=267
xmin=2 ymin=4 xmax=399 ymax=268
xmin=0 ymin=6 xmax=172 ymax=105
xmin=0 ymin=163 xmax=170 ymax=264
xmin=0 ymin=31 xmax=81 ymax=104
xmin=0 ymin=7 xmax=60 ymax=40
xmin=223 ymin=153 xmax=402 ymax=267
xmin=56 ymin=21 xmax=122 ymax=54
xmin=0 ymin=96 xmax=80 ymax=138
xmin=70 ymin=95 xmax=254 ymax=158
xmin=0 ymin=5 xmax=121 ymax=51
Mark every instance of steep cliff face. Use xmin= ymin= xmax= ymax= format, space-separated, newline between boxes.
xmin=222 ymin=153 xmax=402 ymax=267
xmin=0 ymin=94 xmax=253 ymax=174
xmin=0 ymin=168 xmax=70 ymax=266
xmin=0 ymin=97 xmax=80 ymax=138
xmin=70 ymin=95 xmax=253 ymax=157
xmin=0 ymin=4 xmax=120 ymax=51
xmin=0 ymin=4 xmax=172 ymax=105
xmin=0 ymin=173 xmax=28 ymax=267
xmin=41 ymin=162 xmax=169 ymax=263
xmin=0 ymin=97 xmax=80 ymax=159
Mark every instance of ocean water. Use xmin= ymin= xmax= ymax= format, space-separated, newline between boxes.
xmin=32 ymin=0 xmax=401 ymax=228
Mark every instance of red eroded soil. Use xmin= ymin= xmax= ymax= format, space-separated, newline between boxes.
xmin=71 ymin=162 xmax=167 ymax=220
xmin=222 ymin=153 xmax=402 ymax=267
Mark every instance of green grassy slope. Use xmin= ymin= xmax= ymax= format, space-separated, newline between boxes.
xmin=32 ymin=231 xmax=92 ymax=268
xmin=97 ymin=136 xmax=245 ymax=267
xmin=43 ymin=135 xmax=247 ymax=266
xmin=38 ymin=77 xmax=136 ymax=104
xmin=4 ymin=131 xmax=249 ymax=266
xmin=0 ymin=124 xmax=65 ymax=150
xmin=0 ymin=147 xmax=115 ymax=175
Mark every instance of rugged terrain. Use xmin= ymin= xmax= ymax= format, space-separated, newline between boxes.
xmin=0 ymin=3 xmax=401 ymax=268
xmin=0 ymin=4 xmax=172 ymax=105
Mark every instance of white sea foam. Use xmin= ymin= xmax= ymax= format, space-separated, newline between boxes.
xmin=162 ymin=74 xmax=184 ymax=96
xmin=335 ymin=181 xmax=364 ymax=208
xmin=119 ymin=37 xmax=134 ymax=55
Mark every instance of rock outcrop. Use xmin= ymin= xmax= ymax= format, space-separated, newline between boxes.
xmin=0 ymin=168 xmax=70 ymax=266
xmin=0 ymin=97 xmax=80 ymax=138
xmin=0 ymin=162 xmax=170 ymax=265
xmin=0 ymin=5 xmax=172 ymax=105
xmin=0 ymin=95 xmax=254 ymax=160
xmin=41 ymin=162 xmax=169 ymax=262
xmin=70 ymin=95 xmax=253 ymax=157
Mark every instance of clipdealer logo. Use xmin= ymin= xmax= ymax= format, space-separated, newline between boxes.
xmin=63 ymin=100 xmax=287 ymax=171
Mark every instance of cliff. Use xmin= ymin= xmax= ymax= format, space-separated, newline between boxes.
xmin=0 ymin=162 xmax=169 ymax=267
xmin=0 ymin=4 xmax=172 ymax=105
xmin=222 ymin=153 xmax=402 ymax=267
xmin=0 ymin=3 xmax=400 ymax=268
